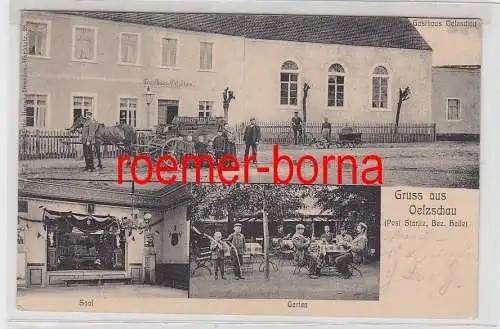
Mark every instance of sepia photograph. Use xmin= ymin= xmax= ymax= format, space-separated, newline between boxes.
xmin=188 ymin=183 xmax=381 ymax=300
xmin=17 ymin=11 xmax=480 ymax=188
xmin=16 ymin=178 xmax=191 ymax=307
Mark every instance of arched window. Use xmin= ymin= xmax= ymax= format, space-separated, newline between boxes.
xmin=372 ymin=66 xmax=389 ymax=109
xmin=328 ymin=63 xmax=345 ymax=107
xmin=280 ymin=61 xmax=299 ymax=105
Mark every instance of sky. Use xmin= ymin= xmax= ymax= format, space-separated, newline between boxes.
xmin=410 ymin=18 xmax=482 ymax=66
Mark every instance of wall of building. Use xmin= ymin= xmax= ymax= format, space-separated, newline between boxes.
xmin=21 ymin=11 xmax=433 ymax=130
xmin=432 ymin=67 xmax=480 ymax=137
xmin=22 ymin=11 xmax=245 ymax=129
xmin=156 ymin=206 xmax=189 ymax=264
xmin=242 ymin=39 xmax=433 ymax=123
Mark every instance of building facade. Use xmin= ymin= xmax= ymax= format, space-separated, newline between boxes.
xmin=432 ymin=65 xmax=481 ymax=140
xmin=17 ymin=179 xmax=191 ymax=289
xmin=20 ymin=11 xmax=433 ymax=130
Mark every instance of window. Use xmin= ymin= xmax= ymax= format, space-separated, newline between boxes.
xmin=371 ymin=66 xmax=389 ymax=109
xmin=161 ymin=38 xmax=177 ymax=67
xmin=200 ymin=42 xmax=213 ymax=70
xmin=328 ymin=63 xmax=345 ymax=107
xmin=26 ymin=21 xmax=49 ymax=57
xmin=24 ymin=94 xmax=47 ymax=128
xmin=447 ymin=98 xmax=461 ymax=121
xmin=280 ymin=60 xmax=299 ymax=106
xmin=18 ymin=200 xmax=28 ymax=213
xmin=198 ymin=101 xmax=214 ymax=118
xmin=72 ymin=96 xmax=94 ymax=123
xmin=73 ymin=26 xmax=97 ymax=61
xmin=119 ymin=98 xmax=137 ymax=127
xmin=119 ymin=33 xmax=139 ymax=64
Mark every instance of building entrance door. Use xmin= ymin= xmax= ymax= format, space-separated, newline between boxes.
xmin=158 ymin=99 xmax=179 ymax=125
xmin=144 ymin=254 xmax=156 ymax=284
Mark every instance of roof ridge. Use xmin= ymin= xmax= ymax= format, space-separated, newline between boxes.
xmin=46 ymin=11 xmax=432 ymax=51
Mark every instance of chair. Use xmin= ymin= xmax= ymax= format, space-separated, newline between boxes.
xmin=291 ymin=249 xmax=309 ymax=275
xmin=348 ymin=252 xmax=364 ymax=278
xmin=190 ymin=246 xmax=212 ymax=276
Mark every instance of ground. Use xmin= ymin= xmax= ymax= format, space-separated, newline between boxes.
xmin=19 ymin=141 xmax=480 ymax=188
xmin=16 ymin=284 xmax=187 ymax=311
xmin=189 ymin=261 xmax=380 ymax=300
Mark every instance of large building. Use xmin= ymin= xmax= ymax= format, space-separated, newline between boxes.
xmin=20 ymin=11 xmax=433 ymax=130
xmin=17 ymin=179 xmax=191 ymax=289
xmin=432 ymin=65 xmax=480 ymax=140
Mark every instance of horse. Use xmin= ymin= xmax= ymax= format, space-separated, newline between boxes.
xmin=69 ymin=116 xmax=137 ymax=169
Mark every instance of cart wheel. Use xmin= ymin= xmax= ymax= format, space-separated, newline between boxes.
xmin=303 ymin=132 xmax=314 ymax=145
xmin=278 ymin=132 xmax=292 ymax=146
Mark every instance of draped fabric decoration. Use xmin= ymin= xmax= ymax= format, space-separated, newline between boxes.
xmin=42 ymin=209 xmax=119 ymax=234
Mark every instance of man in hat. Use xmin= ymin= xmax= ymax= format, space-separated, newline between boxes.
xmin=243 ymin=117 xmax=261 ymax=164
xmin=335 ymin=222 xmax=368 ymax=278
xmin=320 ymin=225 xmax=335 ymax=265
xmin=336 ymin=225 xmax=353 ymax=250
xmin=226 ymin=223 xmax=246 ymax=280
xmin=291 ymin=111 xmax=303 ymax=145
xmin=292 ymin=224 xmax=321 ymax=279
xmin=81 ymin=111 xmax=99 ymax=171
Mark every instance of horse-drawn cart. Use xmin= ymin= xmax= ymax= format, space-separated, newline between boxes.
xmin=135 ymin=116 xmax=224 ymax=162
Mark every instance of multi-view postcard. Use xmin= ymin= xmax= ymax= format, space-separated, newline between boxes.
xmin=15 ymin=10 xmax=480 ymax=319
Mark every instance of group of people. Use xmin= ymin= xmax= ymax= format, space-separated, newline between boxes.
xmin=173 ymin=119 xmax=261 ymax=167
xmin=291 ymin=222 xmax=368 ymax=279
xmin=210 ymin=223 xmax=247 ymax=280
xmin=77 ymin=113 xmax=341 ymax=169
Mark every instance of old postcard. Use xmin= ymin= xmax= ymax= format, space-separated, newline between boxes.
xmin=15 ymin=10 xmax=481 ymax=319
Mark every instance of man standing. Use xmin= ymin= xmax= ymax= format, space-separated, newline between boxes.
xmin=243 ymin=117 xmax=261 ymax=164
xmin=226 ymin=223 xmax=246 ymax=280
xmin=212 ymin=130 xmax=226 ymax=166
xmin=291 ymin=111 xmax=303 ymax=145
xmin=321 ymin=117 xmax=332 ymax=142
xmin=292 ymin=224 xmax=321 ymax=279
xmin=81 ymin=111 xmax=99 ymax=171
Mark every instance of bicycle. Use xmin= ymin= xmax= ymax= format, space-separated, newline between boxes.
xmin=277 ymin=128 xmax=314 ymax=146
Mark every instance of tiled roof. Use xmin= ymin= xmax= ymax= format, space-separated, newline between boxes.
xmin=433 ymin=65 xmax=481 ymax=70
xmin=56 ymin=11 xmax=432 ymax=51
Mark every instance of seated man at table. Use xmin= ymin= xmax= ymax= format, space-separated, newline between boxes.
xmin=292 ymin=224 xmax=321 ymax=279
xmin=336 ymin=225 xmax=353 ymax=250
xmin=320 ymin=225 xmax=335 ymax=244
xmin=320 ymin=225 xmax=335 ymax=265
xmin=334 ymin=222 xmax=368 ymax=279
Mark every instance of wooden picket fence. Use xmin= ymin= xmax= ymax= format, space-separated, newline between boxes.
xmin=18 ymin=121 xmax=435 ymax=160
xmin=233 ymin=121 xmax=436 ymax=145
xmin=18 ymin=129 xmax=154 ymax=161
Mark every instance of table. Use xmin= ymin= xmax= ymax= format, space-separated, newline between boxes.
xmin=310 ymin=243 xmax=346 ymax=255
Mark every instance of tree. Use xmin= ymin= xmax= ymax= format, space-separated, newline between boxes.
xmin=222 ymin=87 xmax=235 ymax=123
xmin=188 ymin=184 xmax=308 ymax=224
xmin=189 ymin=184 xmax=312 ymax=280
xmin=394 ymin=87 xmax=411 ymax=137
xmin=310 ymin=185 xmax=380 ymax=227
xmin=302 ymin=83 xmax=311 ymax=123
